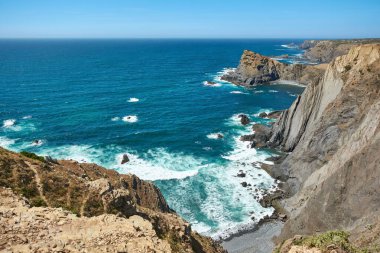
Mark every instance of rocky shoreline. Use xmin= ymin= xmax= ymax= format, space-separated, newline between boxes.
xmin=221 ymin=49 xmax=326 ymax=87
xmin=0 ymin=147 xmax=226 ymax=253
xmin=226 ymin=43 xmax=380 ymax=253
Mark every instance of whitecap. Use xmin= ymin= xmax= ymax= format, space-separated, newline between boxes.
xmin=230 ymin=91 xmax=248 ymax=94
xmin=3 ymin=119 xmax=16 ymax=128
xmin=268 ymin=90 xmax=279 ymax=93
xmin=22 ymin=115 xmax=32 ymax=119
xmin=128 ymin=97 xmax=139 ymax=103
xmin=122 ymin=115 xmax=138 ymax=123
xmin=207 ymin=133 xmax=223 ymax=140
xmin=254 ymin=90 xmax=264 ymax=93
xmin=203 ymin=81 xmax=222 ymax=87
xmin=111 ymin=117 xmax=120 ymax=121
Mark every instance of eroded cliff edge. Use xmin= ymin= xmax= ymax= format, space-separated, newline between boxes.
xmin=0 ymin=148 xmax=225 ymax=253
xmin=301 ymin=39 xmax=380 ymax=63
xmin=250 ymin=44 xmax=380 ymax=252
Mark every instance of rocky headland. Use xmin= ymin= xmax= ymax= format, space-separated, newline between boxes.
xmin=300 ymin=39 xmax=380 ymax=63
xmin=221 ymin=50 xmax=326 ymax=86
xmin=238 ymin=44 xmax=380 ymax=253
xmin=0 ymin=148 xmax=225 ymax=253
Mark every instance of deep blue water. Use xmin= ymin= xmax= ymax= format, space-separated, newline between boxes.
xmin=0 ymin=39 xmax=304 ymax=238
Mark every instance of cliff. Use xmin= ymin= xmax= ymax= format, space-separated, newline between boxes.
xmin=301 ymin=39 xmax=380 ymax=63
xmin=0 ymin=148 xmax=225 ymax=253
xmin=221 ymin=50 xmax=326 ymax=86
xmin=265 ymin=44 xmax=380 ymax=251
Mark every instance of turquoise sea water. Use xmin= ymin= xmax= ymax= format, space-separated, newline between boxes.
xmin=0 ymin=39 xmax=305 ymax=238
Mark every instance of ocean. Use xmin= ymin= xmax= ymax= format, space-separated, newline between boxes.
xmin=0 ymin=39 xmax=305 ymax=239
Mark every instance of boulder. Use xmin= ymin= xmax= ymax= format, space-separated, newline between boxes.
xmin=121 ymin=154 xmax=130 ymax=164
xmin=267 ymin=111 xmax=283 ymax=119
xmin=237 ymin=170 xmax=246 ymax=178
xmin=238 ymin=114 xmax=250 ymax=125
xmin=258 ymin=112 xmax=268 ymax=118
xmin=240 ymin=134 xmax=255 ymax=142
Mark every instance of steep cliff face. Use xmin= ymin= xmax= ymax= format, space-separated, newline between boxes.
xmin=221 ymin=50 xmax=325 ymax=86
xmin=268 ymin=44 xmax=380 ymax=247
xmin=0 ymin=148 xmax=225 ymax=253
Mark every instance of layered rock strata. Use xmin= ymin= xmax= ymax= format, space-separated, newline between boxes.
xmin=244 ymin=44 xmax=380 ymax=251
xmin=221 ymin=50 xmax=326 ymax=86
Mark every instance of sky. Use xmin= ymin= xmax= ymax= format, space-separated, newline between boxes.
xmin=0 ymin=0 xmax=379 ymax=39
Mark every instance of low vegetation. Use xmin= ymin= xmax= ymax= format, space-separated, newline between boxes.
xmin=20 ymin=151 xmax=45 ymax=163
xmin=292 ymin=231 xmax=379 ymax=253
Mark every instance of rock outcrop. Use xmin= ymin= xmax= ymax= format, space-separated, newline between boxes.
xmin=221 ymin=50 xmax=326 ymax=86
xmin=0 ymin=147 xmax=225 ymax=253
xmin=264 ymin=44 xmax=380 ymax=249
xmin=301 ymin=39 xmax=380 ymax=63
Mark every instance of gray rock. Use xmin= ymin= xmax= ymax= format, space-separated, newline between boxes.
xmin=238 ymin=114 xmax=250 ymax=125
xmin=121 ymin=154 xmax=130 ymax=164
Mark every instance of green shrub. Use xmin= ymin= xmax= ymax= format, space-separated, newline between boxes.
xmin=30 ymin=197 xmax=47 ymax=207
xmin=20 ymin=151 xmax=45 ymax=163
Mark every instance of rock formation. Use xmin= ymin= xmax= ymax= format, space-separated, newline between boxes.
xmin=252 ymin=44 xmax=380 ymax=252
xmin=301 ymin=39 xmax=380 ymax=63
xmin=221 ymin=50 xmax=326 ymax=86
xmin=0 ymin=147 xmax=225 ymax=253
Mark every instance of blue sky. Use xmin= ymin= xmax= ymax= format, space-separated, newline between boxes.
xmin=0 ymin=0 xmax=379 ymax=38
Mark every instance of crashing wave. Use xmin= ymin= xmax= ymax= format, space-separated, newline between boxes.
xmin=122 ymin=115 xmax=138 ymax=123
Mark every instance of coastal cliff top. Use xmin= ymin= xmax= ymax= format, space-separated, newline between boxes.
xmin=0 ymin=147 xmax=226 ymax=253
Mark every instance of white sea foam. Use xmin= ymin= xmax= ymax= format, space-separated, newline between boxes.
xmin=281 ymin=44 xmax=298 ymax=49
xmin=111 ymin=117 xmax=120 ymax=121
xmin=268 ymin=90 xmax=279 ymax=93
xmin=22 ymin=115 xmax=32 ymax=119
xmin=254 ymin=90 xmax=264 ymax=93
xmin=197 ymin=115 xmax=278 ymax=239
xmin=0 ymin=136 xmax=16 ymax=148
xmin=230 ymin=91 xmax=248 ymax=94
xmin=116 ymin=149 xmax=201 ymax=181
xmin=214 ymin=68 xmax=236 ymax=83
xmin=122 ymin=115 xmax=138 ymax=123
xmin=3 ymin=119 xmax=16 ymax=128
xmin=2 ymin=119 xmax=36 ymax=132
xmin=30 ymin=139 xmax=44 ymax=147
xmin=203 ymin=81 xmax=222 ymax=87
xmin=253 ymin=109 xmax=273 ymax=117
xmin=128 ymin=97 xmax=139 ymax=103
xmin=207 ymin=133 xmax=223 ymax=140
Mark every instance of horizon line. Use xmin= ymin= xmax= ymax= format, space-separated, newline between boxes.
xmin=1 ymin=37 xmax=380 ymax=40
